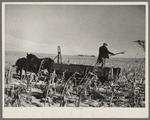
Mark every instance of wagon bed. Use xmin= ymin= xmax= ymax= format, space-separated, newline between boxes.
xmin=53 ymin=63 xmax=121 ymax=80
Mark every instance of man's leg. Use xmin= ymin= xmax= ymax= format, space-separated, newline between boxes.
xmin=96 ymin=57 xmax=102 ymax=66
xmin=101 ymin=58 xmax=106 ymax=69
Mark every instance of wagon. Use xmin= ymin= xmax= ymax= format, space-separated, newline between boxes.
xmin=53 ymin=63 xmax=121 ymax=81
xmin=53 ymin=46 xmax=121 ymax=82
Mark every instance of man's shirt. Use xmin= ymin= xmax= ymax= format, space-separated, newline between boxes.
xmin=98 ymin=46 xmax=114 ymax=58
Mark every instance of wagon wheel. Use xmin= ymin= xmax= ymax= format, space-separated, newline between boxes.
xmin=57 ymin=46 xmax=62 ymax=64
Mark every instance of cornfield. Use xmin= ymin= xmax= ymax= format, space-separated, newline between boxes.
xmin=4 ymin=51 xmax=145 ymax=107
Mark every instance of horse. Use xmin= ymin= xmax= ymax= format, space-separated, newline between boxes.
xmin=14 ymin=57 xmax=29 ymax=79
xmin=26 ymin=53 xmax=54 ymax=75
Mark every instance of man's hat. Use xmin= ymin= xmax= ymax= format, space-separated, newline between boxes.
xmin=103 ymin=43 xmax=107 ymax=46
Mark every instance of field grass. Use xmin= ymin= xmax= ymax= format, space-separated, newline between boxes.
xmin=4 ymin=51 xmax=145 ymax=107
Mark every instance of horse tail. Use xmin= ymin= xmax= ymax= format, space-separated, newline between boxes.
xmin=12 ymin=59 xmax=19 ymax=67
xmin=12 ymin=65 xmax=16 ymax=67
xmin=15 ymin=59 xmax=20 ymax=66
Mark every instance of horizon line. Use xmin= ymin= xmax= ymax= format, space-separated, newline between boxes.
xmin=5 ymin=50 xmax=145 ymax=59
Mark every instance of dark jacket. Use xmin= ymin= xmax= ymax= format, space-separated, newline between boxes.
xmin=98 ymin=46 xmax=114 ymax=59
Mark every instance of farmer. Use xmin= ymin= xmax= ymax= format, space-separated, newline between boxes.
xmin=97 ymin=43 xmax=115 ymax=69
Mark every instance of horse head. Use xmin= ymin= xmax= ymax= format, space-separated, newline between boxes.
xmin=40 ymin=58 xmax=54 ymax=74
xmin=40 ymin=58 xmax=54 ymax=68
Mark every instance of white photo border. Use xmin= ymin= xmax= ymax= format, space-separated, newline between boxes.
xmin=2 ymin=2 xmax=149 ymax=118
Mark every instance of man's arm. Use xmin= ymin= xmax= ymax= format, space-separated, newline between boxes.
xmin=106 ymin=47 xmax=115 ymax=55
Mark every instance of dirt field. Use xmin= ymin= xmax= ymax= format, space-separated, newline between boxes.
xmin=4 ymin=51 xmax=145 ymax=107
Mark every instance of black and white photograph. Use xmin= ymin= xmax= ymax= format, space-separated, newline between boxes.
xmin=2 ymin=2 xmax=148 ymax=118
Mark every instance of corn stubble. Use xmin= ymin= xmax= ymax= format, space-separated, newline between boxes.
xmin=4 ymin=56 xmax=145 ymax=108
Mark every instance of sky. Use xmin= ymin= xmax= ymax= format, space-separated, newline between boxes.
xmin=5 ymin=4 xmax=146 ymax=58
